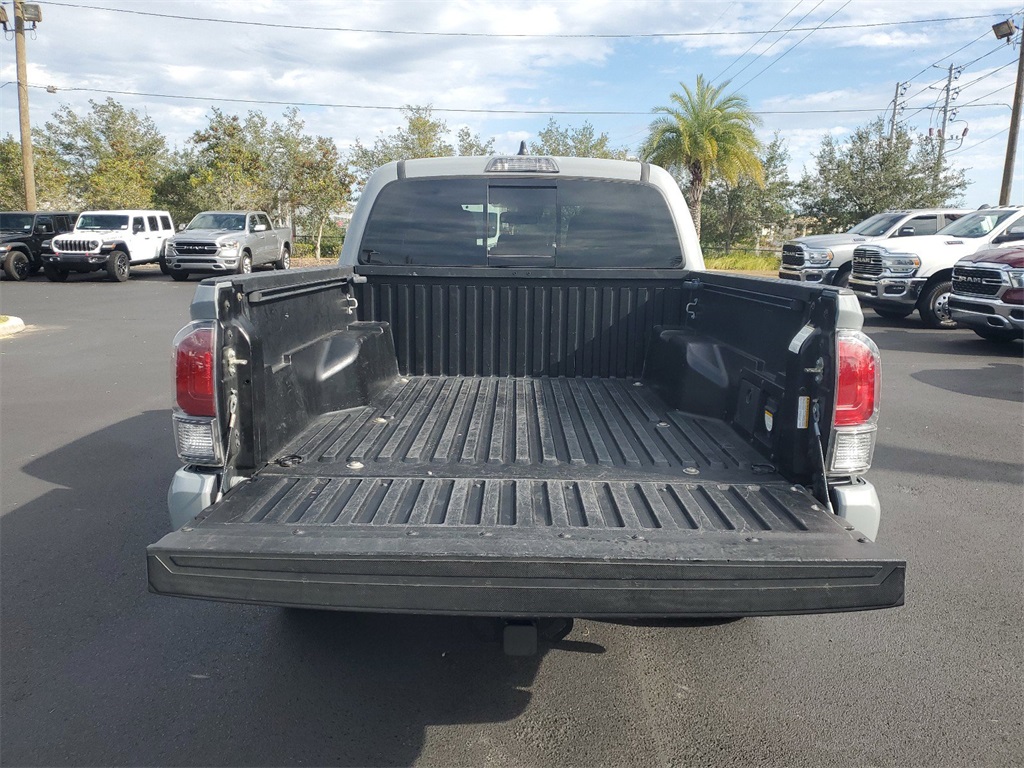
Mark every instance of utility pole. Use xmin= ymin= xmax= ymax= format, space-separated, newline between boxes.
xmin=13 ymin=0 xmax=37 ymax=211
xmin=935 ymin=64 xmax=955 ymax=195
xmin=888 ymin=82 xmax=901 ymax=143
xmin=999 ymin=32 xmax=1024 ymax=205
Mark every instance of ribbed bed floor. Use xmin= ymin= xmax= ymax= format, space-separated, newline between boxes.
xmin=280 ymin=376 xmax=770 ymax=478
xmin=192 ymin=377 xmax=837 ymax=535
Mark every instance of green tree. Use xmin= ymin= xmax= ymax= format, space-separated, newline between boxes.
xmin=702 ymin=134 xmax=793 ymax=253
xmin=186 ymin=109 xmax=276 ymax=213
xmin=796 ymin=118 xmax=968 ymax=232
xmin=350 ymin=106 xmax=457 ymax=187
xmin=754 ymin=133 xmax=794 ymax=241
xmin=36 ymin=98 xmax=167 ymax=208
xmin=0 ymin=135 xmax=75 ymax=210
xmin=186 ymin=107 xmax=354 ymax=254
xmin=0 ymin=137 xmax=22 ymax=210
xmin=293 ymin=136 xmax=354 ymax=259
xmin=701 ymin=180 xmax=757 ymax=254
xmin=153 ymin=147 xmax=201 ymax=225
xmin=456 ymin=126 xmax=495 ymax=156
xmin=640 ymin=75 xmax=763 ymax=238
xmin=529 ymin=119 xmax=629 ymax=159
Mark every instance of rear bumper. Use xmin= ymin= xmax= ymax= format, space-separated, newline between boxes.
xmin=148 ymin=524 xmax=905 ymax=618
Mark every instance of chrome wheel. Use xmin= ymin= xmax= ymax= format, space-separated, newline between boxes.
xmin=919 ymin=280 xmax=956 ymax=329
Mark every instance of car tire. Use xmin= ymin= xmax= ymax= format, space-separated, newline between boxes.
xmin=3 ymin=250 xmax=30 ymax=281
xmin=43 ymin=264 xmax=69 ymax=282
xmin=973 ymin=327 xmax=1020 ymax=343
xmin=107 ymin=250 xmax=130 ymax=282
xmin=873 ymin=307 xmax=913 ymax=320
xmin=918 ymin=279 xmax=956 ymax=329
xmin=237 ymin=252 xmax=252 ymax=275
xmin=159 ymin=249 xmax=170 ymax=275
xmin=275 ymin=245 xmax=291 ymax=270
xmin=170 ymin=270 xmax=189 ymax=282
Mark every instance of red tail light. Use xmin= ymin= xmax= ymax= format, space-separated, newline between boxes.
xmin=175 ymin=325 xmax=216 ymax=417
xmin=835 ymin=332 xmax=879 ymax=427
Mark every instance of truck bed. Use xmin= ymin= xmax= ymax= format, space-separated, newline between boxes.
xmin=149 ymin=374 xmax=904 ymax=617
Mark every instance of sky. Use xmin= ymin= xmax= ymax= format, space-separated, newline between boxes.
xmin=0 ymin=0 xmax=1021 ymax=209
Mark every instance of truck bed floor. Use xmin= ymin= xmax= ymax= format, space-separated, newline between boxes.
xmin=209 ymin=377 xmax=820 ymax=534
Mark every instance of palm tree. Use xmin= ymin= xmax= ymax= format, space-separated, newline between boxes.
xmin=641 ymin=76 xmax=763 ymax=239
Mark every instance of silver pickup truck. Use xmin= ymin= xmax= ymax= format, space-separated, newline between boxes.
xmin=149 ymin=156 xmax=904 ymax=654
xmin=165 ymin=210 xmax=291 ymax=281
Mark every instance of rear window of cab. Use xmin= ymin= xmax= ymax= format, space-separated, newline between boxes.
xmin=358 ymin=177 xmax=683 ymax=268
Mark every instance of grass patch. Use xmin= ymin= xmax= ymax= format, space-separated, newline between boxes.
xmin=703 ymin=250 xmax=780 ymax=272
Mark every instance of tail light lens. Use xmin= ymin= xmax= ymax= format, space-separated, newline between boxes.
xmin=175 ymin=323 xmax=216 ymax=417
xmin=172 ymin=321 xmax=223 ymax=466
xmin=829 ymin=330 xmax=880 ymax=475
xmin=835 ymin=332 xmax=879 ymax=426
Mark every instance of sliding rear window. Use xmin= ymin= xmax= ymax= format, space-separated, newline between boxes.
xmin=358 ymin=177 xmax=682 ymax=267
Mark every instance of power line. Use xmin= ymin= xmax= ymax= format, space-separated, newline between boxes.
xmin=957 ymin=58 xmax=1018 ymax=91
xmin=35 ymin=3 xmax=1013 ymax=39
xmin=961 ymin=42 xmax=1010 ymax=69
xmin=890 ymin=15 xmax=1020 ymax=126
xmin=729 ymin=1 xmax=827 ymax=85
xmin=737 ymin=0 xmax=851 ymax=91
xmin=19 ymin=83 xmax=1010 ymax=117
xmin=959 ymin=81 xmax=1016 ymax=107
xmin=901 ymin=77 xmax=950 ymax=124
xmin=901 ymin=28 xmax=994 ymax=83
xmin=894 ymin=7 xmax=1024 ymax=111
xmin=902 ymin=73 xmax=950 ymax=105
xmin=897 ymin=49 xmax=1016 ymax=124
xmin=710 ymin=0 xmax=803 ymax=83
xmin=946 ymin=127 xmax=1009 ymax=156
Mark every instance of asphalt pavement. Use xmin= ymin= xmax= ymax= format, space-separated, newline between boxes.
xmin=1 ymin=268 xmax=1021 ymax=767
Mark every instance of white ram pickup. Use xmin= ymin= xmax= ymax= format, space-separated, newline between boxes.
xmin=779 ymin=209 xmax=969 ymax=287
xmin=849 ymin=206 xmax=1024 ymax=327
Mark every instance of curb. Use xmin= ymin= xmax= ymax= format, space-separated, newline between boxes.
xmin=0 ymin=315 xmax=26 ymax=338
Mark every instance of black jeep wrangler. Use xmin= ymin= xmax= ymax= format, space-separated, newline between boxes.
xmin=0 ymin=211 xmax=78 ymax=281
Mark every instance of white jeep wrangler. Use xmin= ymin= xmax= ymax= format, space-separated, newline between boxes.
xmin=47 ymin=210 xmax=175 ymax=282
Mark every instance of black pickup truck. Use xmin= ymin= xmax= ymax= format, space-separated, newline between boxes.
xmin=149 ymin=156 xmax=903 ymax=649
xmin=0 ymin=211 xmax=78 ymax=281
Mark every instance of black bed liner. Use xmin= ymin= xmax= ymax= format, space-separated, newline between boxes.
xmin=280 ymin=375 xmax=769 ymax=476
xmin=149 ymin=376 xmax=905 ymax=617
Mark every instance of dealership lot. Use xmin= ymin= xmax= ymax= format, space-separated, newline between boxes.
xmin=1 ymin=272 xmax=1021 ymax=767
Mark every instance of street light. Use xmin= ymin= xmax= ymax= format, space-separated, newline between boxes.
xmin=993 ymin=19 xmax=1017 ymax=41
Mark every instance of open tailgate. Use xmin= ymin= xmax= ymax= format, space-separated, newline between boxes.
xmin=148 ymin=473 xmax=904 ymax=618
